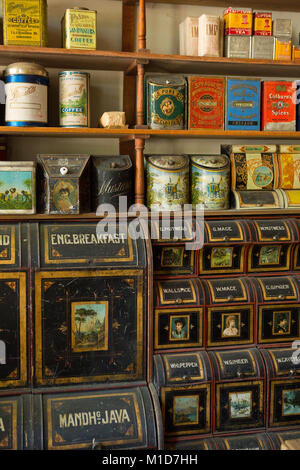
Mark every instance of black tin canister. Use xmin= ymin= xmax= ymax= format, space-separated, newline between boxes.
xmin=91 ymin=155 xmax=133 ymax=212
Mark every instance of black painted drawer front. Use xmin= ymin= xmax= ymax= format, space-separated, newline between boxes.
xmin=248 ymin=244 xmax=292 ymax=273
xmin=215 ymin=381 xmax=265 ymax=432
xmin=161 ymin=384 xmax=211 ymax=437
xmin=262 ymin=348 xmax=300 ymax=378
xmin=151 ymin=217 xmax=200 ymax=244
xmin=249 ymin=220 xmax=293 ymax=242
xmin=258 ymin=305 xmax=300 ymax=344
xmin=154 ymin=308 xmax=203 ymax=350
xmin=203 ymin=277 xmax=253 ymax=304
xmin=199 ymin=245 xmax=245 ymax=275
xmin=34 ymin=269 xmax=146 ymax=386
xmin=0 ymin=225 xmax=20 ymax=268
xmin=166 ymin=438 xmax=218 ymax=450
xmin=0 ymin=394 xmax=31 ymax=450
xmin=253 ymin=276 xmax=299 ymax=302
xmin=269 ymin=380 xmax=300 ymax=428
xmin=209 ymin=349 xmax=264 ymax=381
xmin=268 ymin=430 xmax=300 ymax=450
xmin=204 ymin=220 xmax=247 ymax=243
xmin=33 ymin=386 xmax=159 ymax=450
xmin=0 ymin=273 xmax=28 ymax=389
xmin=153 ymin=245 xmax=196 ymax=276
xmin=207 ymin=305 xmax=254 ymax=348
xmin=215 ymin=433 xmax=272 ymax=450
xmin=154 ymin=278 xmax=203 ymax=307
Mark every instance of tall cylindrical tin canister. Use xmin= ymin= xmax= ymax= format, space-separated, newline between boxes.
xmin=3 ymin=62 xmax=48 ymax=127
xmin=91 ymin=155 xmax=133 ymax=212
xmin=3 ymin=0 xmax=48 ymax=47
xmin=146 ymin=154 xmax=189 ymax=211
xmin=146 ymin=76 xmax=186 ymax=130
xmin=191 ymin=154 xmax=230 ymax=209
xmin=59 ymin=71 xmax=90 ymax=127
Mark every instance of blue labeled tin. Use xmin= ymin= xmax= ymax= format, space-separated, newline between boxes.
xmin=3 ymin=62 xmax=49 ymax=127
xmin=225 ymin=77 xmax=261 ymax=131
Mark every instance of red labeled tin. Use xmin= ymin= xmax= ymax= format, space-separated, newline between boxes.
xmin=223 ymin=7 xmax=253 ymax=35
xmin=254 ymin=12 xmax=272 ymax=36
xmin=188 ymin=77 xmax=225 ymax=130
xmin=261 ymin=81 xmax=296 ymax=131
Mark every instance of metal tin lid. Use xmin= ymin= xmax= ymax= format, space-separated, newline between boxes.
xmin=147 ymin=76 xmax=186 ymax=87
xmin=191 ymin=154 xmax=229 ymax=170
xmin=4 ymin=62 xmax=48 ymax=77
xmin=148 ymin=155 xmax=189 ymax=170
xmin=92 ymin=155 xmax=132 ymax=170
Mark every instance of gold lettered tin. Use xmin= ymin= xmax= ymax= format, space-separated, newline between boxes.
xmin=37 ymin=154 xmax=90 ymax=215
xmin=247 ymin=219 xmax=296 ymax=273
xmin=32 ymin=385 xmax=162 ymax=450
xmin=62 ymin=7 xmax=97 ymax=50
xmin=3 ymin=0 xmax=47 ymax=46
xmin=190 ymin=154 xmax=230 ymax=210
xmin=146 ymin=154 xmax=189 ymax=212
xmin=153 ymin=278 xmax=204 ymax=351
xmin=199 ymin=220 xmax=250 ymax=276
xmin=209 ymin=348 xmax=266 ymax=433
xmin=146 ymin=76 xmax=186 ymax=130
xmin=261 ymin=348 xmax=300 ymax=430
xmin=202 ymin=277 xmax=255 ymax=349
xmin=251 ymin=276 xmax=300 ymax=346
xmin=153 ymin=351 xmax=212 ymax=437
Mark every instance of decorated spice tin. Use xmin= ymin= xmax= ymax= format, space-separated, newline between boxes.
xmin=261 ymin=80 xmax=296 ymax=131
xmin=61 ymin=7 xmax=97 ymax=50
xmin=4 ymin=62 xmax=48 ymax=127
xmin=3 ymin=0 xmax=47 ymax=46
xmin=59 ymin=71 xmax=90 ymax=127
xmin=146 ymin=76 xmax=186 ymax=130
xmin=146 ymin=154 xmax=189 ymax=211
xmin=191 ymin=154 xmax=230 ymax=210
xmin=225 ymin=78 xmax=261 ymax=131
xmin=188 ymin=76 xmax=225 ymax=130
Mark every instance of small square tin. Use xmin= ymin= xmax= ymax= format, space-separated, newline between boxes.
xmin=0 ymin=162 xmax=36 ymax=214
xmin=224 ymin=35 xmax=251 ymax=59
xmin=254 ymin=12 xmax=272 ymax=36
xmin=261 ymin=80 xmax=296 ymax=131
xmin=251 ymin=36 xmax=275 ymax=60
xmin=273 ymin=18 xmax=292 ymax=38
xmin=61 ymin=7 xmax=97 ymax=50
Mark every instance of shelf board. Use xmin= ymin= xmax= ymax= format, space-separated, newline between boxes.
xmin=0 ymin=127 xmax=141 ymax=138
xmin=117 ymin=0 xmax=300 ymax=12
xmin=0 ymin=46 xmax=139 ymax=72
xmin=137 ymin=129 xmax=300 ymax=139
xmin=141 ymin=53 xmax=300 ymax=78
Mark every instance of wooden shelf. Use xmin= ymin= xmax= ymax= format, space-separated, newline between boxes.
xmin=0 ymin=127 xmax=142 ymax=138
xmin=135 ymin=129 xmax=300 ymax=139
xmin=117 ymin=0 xmax=300 ymax=12
xmin=0 ymin=46 xmax=138 ymax=72
xmin=141 ymin=53 xmax=300 ymax=78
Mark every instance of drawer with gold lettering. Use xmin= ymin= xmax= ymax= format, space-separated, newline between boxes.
xmin=199 ymin=220 xmax=250 ymax=276
xmin=0 ymin=393 xmax=32 ymax=450
xmin=154 ymin=278 xmax=204 ymax=351
xmin=0 ymin=272 xmax=28 ymax=389
xmin=153 ymin=351 xmax=212 ymax=438
xmin=251 ymin=276 xmax=300 ymax=346
xmin=261 ymin=348 xmax=300 ymax=430
xmin=202 ymin=277 xmax=255 ymax=348
xmin=268 ymin=429 xmax=300 ymax=449
xmin=32 ymin=384 xmax=162 ymax=450
xmin=209 ymin=348 xmax=266 ymax=433
xmin=247 ymin=219 xmax=296 ymax=273
xmin=214 ymin=433 xmax=273 ymax=450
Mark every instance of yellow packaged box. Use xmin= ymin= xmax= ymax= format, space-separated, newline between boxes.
xmin=62 ymin=7 xmax=97 ymax=50
xmin=223 ymin=7 xmax=253 ymax=35
xmin=275 ymin=39 xmax=292 ymax=60
xmin=3 ymin=0 xmax=47 ymax=47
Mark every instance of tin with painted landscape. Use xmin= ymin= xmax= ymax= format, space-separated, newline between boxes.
xmin=0 ymin=162 xmax=36 ymax=214
xmin=147 ymin=76 xmax=186 ymax=130
xmin=191 ymin=154 xmax=230 ymax=210
xmin=146 ymin=155 xmax=189 ymax=211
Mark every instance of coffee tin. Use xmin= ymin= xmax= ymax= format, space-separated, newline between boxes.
xmin=254 ymin=12 xmax=272 ymax=36
xmin=4 ymin=62 xmax=48 ymax=127
xmin=198 ymin=14 xmax=222 ymax=57
xmin=261 ymin=80 xmax=296 ymax=131
xmin=62 ymin=7 xmax=97 ymax=50
xmin=224 ymin=35 xmax=251 ymax=59
xmin=147 ymin=76 xmax=186 ymax=130
xmin=191 ymin=154 xmax=230 ymax=210
xmin=59 ymin=71 xmax=90 ymax=127
xmin=251 ymin=36 xmax=275 ymax=60
xmin=223 ymin=7 xmax=253 ymax=35
xmin=188 ymin=76 xmax=225 ymax=130
xmin=146 ymin=154 xmax=189 ymax=211
xmin=3 ymin=0 xmax=47 ymax=46
xmin=225 ymin=78 xmax=261 ymax=131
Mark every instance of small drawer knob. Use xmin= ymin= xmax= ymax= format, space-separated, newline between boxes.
xmin=176 ymin=298 xmax=183 ymax=304
xmin=227 ymin=295 xmax=234 ymax=301
xmin=60 ymin=166 xmax=68 ymax=176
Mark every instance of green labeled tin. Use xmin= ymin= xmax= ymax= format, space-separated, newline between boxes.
xmin=147 ymin=76 xmax=186 ymax=130
xmin=191 ymin=154 xmax=230 ymax=209
xmin=146 ymin=154 xmax=189 ymax=211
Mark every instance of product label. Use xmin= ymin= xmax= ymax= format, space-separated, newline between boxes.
xmin=262 ymin=81 xmax=296 ymax=131
xmin=188 ymin=77 xmax=224 ymax=129
xmin=5 ymin=82 xmax=47 ymax=123
xmin=226 ymin=79 xmax=261 ymax=130
xmin=4 ymin=0 xmax=47 ymax=46
xmin=224 ymin=10 xmax=253 ymax=35
xmin=64 ymin=10 xmax=96 ymax=50
xmin=59 ymin=72 xmax=89 ymax=127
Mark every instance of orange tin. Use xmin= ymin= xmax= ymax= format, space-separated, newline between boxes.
xmin=275 ymin=39 xmax=292 ymax=60
xmin=223 ymin=7 xmax=253 ymax=35
xmin=254 ymin=12 xmax=272 ymax=36
xmin=261 ymin=80 xmax=296 ymax=131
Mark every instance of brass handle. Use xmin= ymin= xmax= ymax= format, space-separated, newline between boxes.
xmin=223 ymin=236 xmax=230 ymax=242
xmin=273 ymin=235 xmax=279 ymax=240
xmin=278 ymin=294 xmax=285 ymax=300
xmin=227 ymin=295 xmax=234 ymax=301
xmin=176 ymin=298 xmax=183 ymax=304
